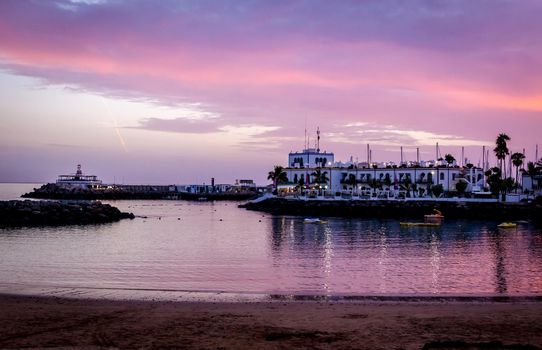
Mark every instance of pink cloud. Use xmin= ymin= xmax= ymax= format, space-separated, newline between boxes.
xmin=0 ymin=0 xmax=541 ymax=182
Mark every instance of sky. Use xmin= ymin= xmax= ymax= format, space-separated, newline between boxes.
xmin=0 ymin=0 xmax=541 ymax=185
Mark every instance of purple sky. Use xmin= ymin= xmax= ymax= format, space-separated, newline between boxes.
xmin=0 ymin=0 xmax=541 ymax=184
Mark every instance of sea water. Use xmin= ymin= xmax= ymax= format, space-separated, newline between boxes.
xmin=1 ymin=183 xmax=541 ymax=296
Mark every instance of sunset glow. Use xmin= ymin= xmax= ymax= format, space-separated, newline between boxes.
xmin=1 ymin=0 xmax=541 ymax=184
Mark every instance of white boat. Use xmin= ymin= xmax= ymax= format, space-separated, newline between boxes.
xmin=56 ymin=164 xmax=102 ymax=189
xmin=303 ymin=218 xmax=327 ymax=224
xmin=424 ymin=209 xmax=444 ymax=220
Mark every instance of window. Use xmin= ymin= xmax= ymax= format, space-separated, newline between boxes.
xmin=440 ymin=173 xmax=445 ymax=181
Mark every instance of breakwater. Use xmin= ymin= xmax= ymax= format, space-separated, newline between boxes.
xmin=241 ymin=197 xmax=542 ymax=222
xmin=21 ymin=183 xmax=258 ymax=201
xmin=179 ymin=191 xmax=258 ymax=201
xmin=22 ymin=183 xmax=172 ymax=200
xmin=0 ymin=200 xmax=135 ymax=227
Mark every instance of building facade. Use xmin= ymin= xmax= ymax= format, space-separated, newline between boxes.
xmin=280 ymin=149 xmax=486 ymax=198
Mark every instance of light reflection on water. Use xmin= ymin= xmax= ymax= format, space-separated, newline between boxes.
xmin=1 ymin=184 xmax=542 ymax=296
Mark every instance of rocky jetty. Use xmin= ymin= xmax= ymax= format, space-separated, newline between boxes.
xmin=241 ymin=197 xmax=542 ymax=222
xmin=22 ymin=183 xmax=169 ymax=200
xmin=0 ymin=200 xmax=135 ymax=227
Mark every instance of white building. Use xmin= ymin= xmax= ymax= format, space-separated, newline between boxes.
xmin=522 ymin=173 xmax=541 ymax=195
xmin=280 ymin=148 xmax=486 ymax=199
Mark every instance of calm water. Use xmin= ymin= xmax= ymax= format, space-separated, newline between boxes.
xmin=1 ymin=183 xmax=541 ymax=296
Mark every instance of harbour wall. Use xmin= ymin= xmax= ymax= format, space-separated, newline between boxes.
xmin=21 ymin=183 xmax=259 ymax=200
xmin=241 ymin=197 xmax=542 ymax=222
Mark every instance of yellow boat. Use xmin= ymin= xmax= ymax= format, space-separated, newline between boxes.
xmin=400 ymin=222 xmax=441 ymax=227
xmin=497 ymin=222 xmax=517 ymax=229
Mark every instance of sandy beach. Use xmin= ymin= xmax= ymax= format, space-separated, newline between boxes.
xmin=1 ymin=294 xmax=541 ymax=349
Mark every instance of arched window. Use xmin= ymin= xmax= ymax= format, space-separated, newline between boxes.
xmin=440 ymin=172 xmax=445 ymax=181
xmin=294 ymin=174 xmax=298 ymax=183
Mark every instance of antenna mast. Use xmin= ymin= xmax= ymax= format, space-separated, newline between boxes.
xmin=482 ymin=146 xmax=485 ymax=171
xmin=316 ymin=127 xmax=320 ymax=152
xmin=304 ymin=117 xmax=307 ymax=150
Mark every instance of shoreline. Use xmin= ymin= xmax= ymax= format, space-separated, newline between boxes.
xmin=2 ymin=284 xmax=542 ymax=303
xmin=1 ymin=294 xmax=541 ymax=349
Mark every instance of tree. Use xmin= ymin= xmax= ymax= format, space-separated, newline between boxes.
xmin=384 ymin=173 xmax=392 ymax=188
xmin=494 ymin=133 xmax=510 ymax=179
xmin=456 ymin=179 xmax=468 ymax=196
xmin=401 ymin=176 xmax=413 ymax=197
xmin=370 ymin=179 xmax=382 ymax=196
xmin=296 ymin=174 xmax=305 ymax=191
xmin=444 ymin=154 xmax=456 ymax=166
xmin=502 ymin=177 xmax=515 ymax=194
xmin=347 ymin=174 xmax=357 ymax=187
xmin=511 ymin=152 xmax=525 ymax=193
xmin=310 ymin=168 xmax=329 ymax=186
xmin=444 ymin=153 xmax=455 ymax=193
xmin=432 ymin=184 xmax=444 ymax=198
xmin=485 ymin=167 xmax=504 ymax=198
xmin=525 ymin=160 xmax=542 ymax=191
xmin=267 ymin=166 xmax=288 ymax=193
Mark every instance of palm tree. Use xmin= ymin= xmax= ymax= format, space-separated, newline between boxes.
xmin=494 ymin=133 xmax=510 ymax=179
xmin=444 ymin=153 xmax=455 ymax=194
xmin=311 ymin=168 xmax=329 ymax=195
xmin=347 ymin=174 xmax=356 ymax=193
xmin=525 ymin=160 xmax=542 ymax=191
xmin=399 ymin=176 xmax=413 ymax=198
xmin=511 ymin=152 xmax=525 ymax=193
xmin=310 ymin=168 xmax=329 ymax=186
xmin=444 ymin=154 xmax=456 ymax=166
xmin=267 ymin=166 xmax=288 ymax=193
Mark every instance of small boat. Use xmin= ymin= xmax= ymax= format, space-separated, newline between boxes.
xmin=400 ymin=222 xmax=441 ymax=227
xmin=424 ymin=209 xmax=444 ymax=220
xmin=304 ymin=218 xmax=327 ymax=224
xmin=497 ymin=222 xmax=517 ymax=229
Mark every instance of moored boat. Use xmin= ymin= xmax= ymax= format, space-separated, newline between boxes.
xmin=497 ymin=222 xmax=517 ymax=229
xmin=424 ymin=209 xmax=444 ymax=220
xmin=303 ymin=218 xmax=327 ymax=224
xmin=400 ymin=222 xmax=441 ymax=227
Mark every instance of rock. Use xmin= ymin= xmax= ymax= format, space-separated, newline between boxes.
xmin=0 ymin=200 xmax=135 ymax=227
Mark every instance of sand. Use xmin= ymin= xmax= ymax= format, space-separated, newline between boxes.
xmin=1 ymin=294 xmax=541 ymax=349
